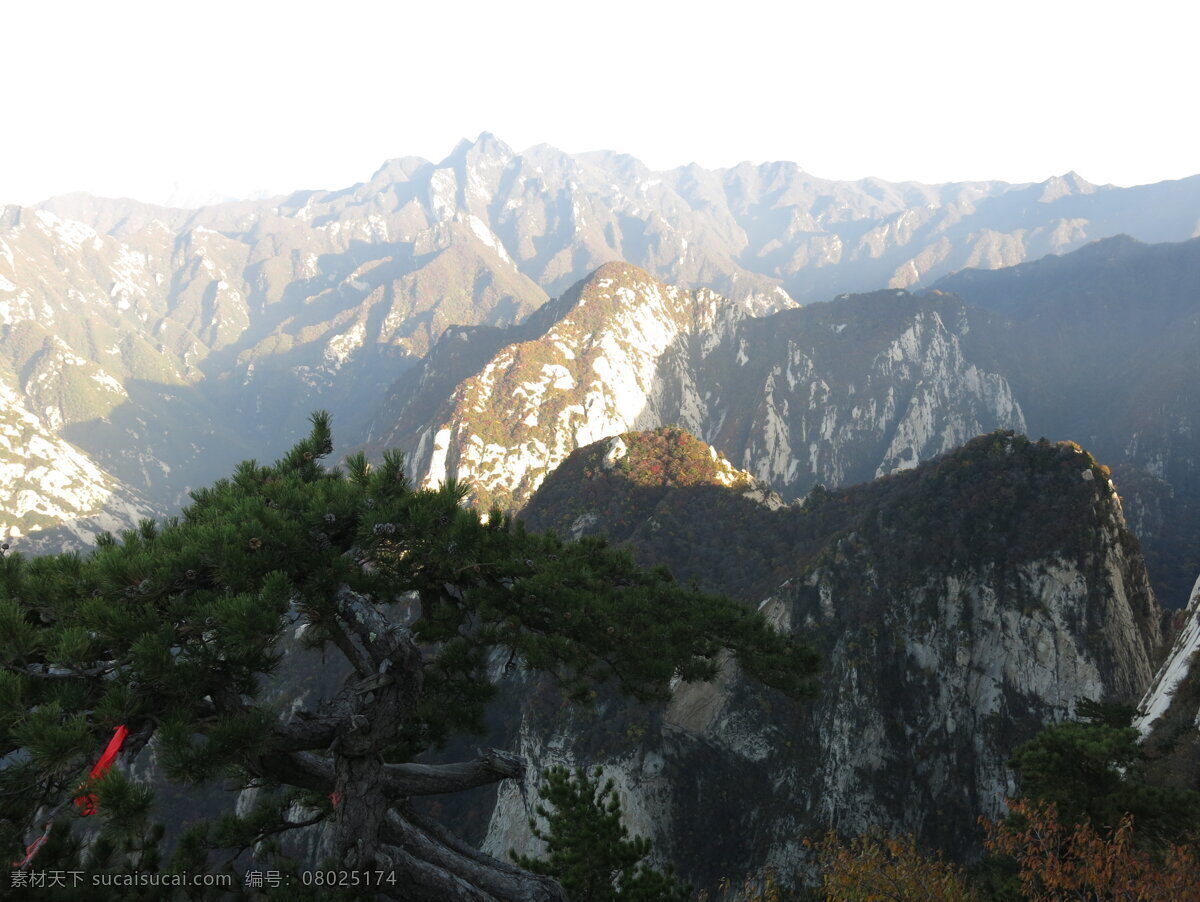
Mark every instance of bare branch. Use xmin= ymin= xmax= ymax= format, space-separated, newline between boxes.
xmin=121 ymin=722 xmax=156 ymax=762
xmin=269 ymin=684 xmax=360 ymax=752
xmin=383 ymin=809 xmax=566 ymax=902
xmin=269 ymin=716 xmax=342 ymax=753
xmin=403 ymin=804 xmax=544 ymax=884
xmin=255 ymin=809 xmax=327 ymax=844
xmin=376 ymin=844 xmax=502 ymax=901
xmin=252 ymin=751 xmax=335 ymax=793
xmin=321 ymin=620 xmax=374 ymax=679
xmin=335 ymin=585 xmax=418 ymax=670
xmin=383 ymin=749 xmax=526 ymax=797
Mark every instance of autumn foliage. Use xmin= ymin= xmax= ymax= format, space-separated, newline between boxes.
xmin=981 ymin=798 xmax=1200 ymax=901
xmin=809 ymin=829 xmax=976 ymax=901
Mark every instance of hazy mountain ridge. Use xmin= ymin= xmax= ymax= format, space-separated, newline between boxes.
xmin=385 ymin=236 xmax=1200 ymax=607
xmin=936 ymin=234 xmax=1200 ymax=480
xmin=3 ymin=134 xmax=1199 ymax=555
xmin=937 ymin=234 xmax=1200 ymax=605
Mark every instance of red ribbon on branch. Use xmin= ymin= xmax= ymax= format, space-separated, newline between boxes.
xmin=74 ymin=724 xmax=129 ymax=816
xmin=11 ymin=724 xmax=130 ymax=870
xmin=11 ymin=829 xmax=51 ymax=869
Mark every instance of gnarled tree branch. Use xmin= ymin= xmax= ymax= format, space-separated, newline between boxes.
xmin=252 ymin=751 xmax=335 ymax=793
xmin=383 ymin=808 xmax=565 ymax=902
xmin=383 ymin=748 xmax=526 ymax=797
xmin=377 ymin=845 xmax=502 ymax=902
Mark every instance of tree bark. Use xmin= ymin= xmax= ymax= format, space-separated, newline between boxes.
xmin=329 ymin=586 xmax=424 ymax=870
xmin=383 ymin=749 xmax=526 ymax=796
xmin=383 ymin=809 xmax=567 ymax=902
xmin=260 ymin=586 xmax=561 ymax=898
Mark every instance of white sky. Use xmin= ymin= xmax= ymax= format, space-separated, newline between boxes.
xmin=3 ymin=0 xmax=1196 ymax=206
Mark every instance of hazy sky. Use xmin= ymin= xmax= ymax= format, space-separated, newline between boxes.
xmin=4 ymin=0 xmax=1194 ymax=205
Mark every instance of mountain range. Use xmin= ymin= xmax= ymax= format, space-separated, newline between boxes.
xmin=381 ymin=237 xmax=1200 ymax=608
xmin=4 ymin=134 xmax=1200 ymax=557
xmin=4 ymin=135 xmax=1200 ymax=892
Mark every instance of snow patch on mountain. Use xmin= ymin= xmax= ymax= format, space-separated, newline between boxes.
xmin=33 ymin=209 xmax=99 ymax=251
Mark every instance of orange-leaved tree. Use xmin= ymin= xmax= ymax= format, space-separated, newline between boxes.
xmin=981 ymin=798 xmax=1200 ymax=901
xmin=808 ymin=829 xmax=976 ymax=901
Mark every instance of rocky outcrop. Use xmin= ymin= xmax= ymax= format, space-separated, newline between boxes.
xmin=1135 ymin=574 xmax=1200 ymax=784
xmin=488 ymin=432 xmax=1164 ymax=888
xmin=937 ymin=235 xmax=1200 ymax=609
xmin=370 ymin=263 xmax=780 ymax=510
xmin=0 ymin=377 xmax=152 ymax=547
xmin=377 ymin=265 xmax=1025 ymax=513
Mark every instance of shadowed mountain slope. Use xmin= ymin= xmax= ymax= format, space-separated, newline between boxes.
xmin=480 ymin=429 xmax=1165 ymax=889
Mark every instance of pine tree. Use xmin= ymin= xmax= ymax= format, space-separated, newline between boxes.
xmin=1007 ymin=699 xmax=1200 ymax=847
xmin=0 ymin=413 xmax=819 ymax=900
xmin=511 ymin=766 xmax=691 ymax=902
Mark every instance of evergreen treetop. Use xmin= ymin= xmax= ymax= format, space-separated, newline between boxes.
xmin=0 ymin=412 xmax=819 ymax=900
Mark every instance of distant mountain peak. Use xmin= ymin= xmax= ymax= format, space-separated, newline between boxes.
xmin=472 ymin=130 xmax=510 ymax=152
xmin=555 ymin=261 xmax=670 ymax=322
xmin=367 ymin=155 xmax=432 ymax=185
xmin=1038 ymin=170 xmax=1097 ymax=202
xmin=442 ymin=131 xmax=515 ymax=168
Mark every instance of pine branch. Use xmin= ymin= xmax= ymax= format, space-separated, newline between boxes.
xmin=321 ymin=619 xmax=374 ymax=679
xmin=251 ymin=809 xmax=327 ymax=847
xmin=9 ymin=662 xmax=113 ymax=680
xmin=269 ymin=713 xmax=346 ymax=752
xmin=335 ymin=585 xmax=417 ymax=671
xmin=269 ymin=683 xmax=362 ymax=752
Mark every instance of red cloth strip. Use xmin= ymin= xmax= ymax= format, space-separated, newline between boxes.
xmin=11 ymin=829 xmax=50 ymax=868
xmin=89 ymin=725 xmax=128 ymax=779
xmin=74 ymin=725 xmax=129 ymax=816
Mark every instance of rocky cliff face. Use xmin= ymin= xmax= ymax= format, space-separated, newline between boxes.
xmin=1135 ymin=574 xmax=1200 ymax=784
xmin=0 ymin=375 xmax=152 ymax=548
xmin=369 ymin=263 xmax=790 ymax=510
xmin=488 ymin=432 xmax=1164 ymax=887
xmin=701 ymin=291 xmax=1025 ymax=495
xmin=378 ymin=264 xmax=1025 ymax=512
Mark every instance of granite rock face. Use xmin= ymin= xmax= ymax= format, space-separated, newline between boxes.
xmin=377 ymin=265 xmax=1025 ymax=514
xmin=485 ymin=432 xmax=1164 ymax=887
xmin=1135 ymin=573 xmax=1200 ymax=786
